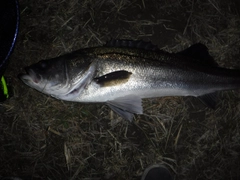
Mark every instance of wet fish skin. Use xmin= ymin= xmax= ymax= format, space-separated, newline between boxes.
xmin=19 ymin=40 xmax=240 ymax=121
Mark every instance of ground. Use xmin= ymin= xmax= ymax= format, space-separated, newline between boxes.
xmin=1 ymin=0 xmax=240 ymax=179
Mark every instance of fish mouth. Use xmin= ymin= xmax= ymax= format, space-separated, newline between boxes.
xmin=19 ymin=67 xmax=41 ymax=84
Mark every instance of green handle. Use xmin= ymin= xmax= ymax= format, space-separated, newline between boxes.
xmin=1 ymin=76 xmax=9 ymax=99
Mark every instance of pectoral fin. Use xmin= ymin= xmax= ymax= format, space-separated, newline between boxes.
xmin=106 ymin=95 xmax=143 ymax=122
xmin=94 ymin=70 xmax=132 ymax=87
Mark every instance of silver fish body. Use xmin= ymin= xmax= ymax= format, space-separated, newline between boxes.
xmin=19 ymin=40 xmax=240 ymax=121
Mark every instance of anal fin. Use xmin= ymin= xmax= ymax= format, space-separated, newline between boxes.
xmin=199 ymin=93 xmax=218 ymax=109
xmin=106 ymin=95 xmax=143 ymax=122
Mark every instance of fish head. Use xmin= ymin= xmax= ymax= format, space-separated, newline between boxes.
xmin=19 ymin=56 xmax=96 ymax=100
xmin=19 ymin=58 xmax=71 ymax=97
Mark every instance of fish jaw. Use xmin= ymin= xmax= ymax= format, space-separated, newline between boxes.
xmin=20 ymin=67 xmax=41 ymax=84
xmin=19 ymin=67 xmax=48 ymax=93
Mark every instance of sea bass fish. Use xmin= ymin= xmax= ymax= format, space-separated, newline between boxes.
xmin=19 ymin=40 xmax=240 ymax=121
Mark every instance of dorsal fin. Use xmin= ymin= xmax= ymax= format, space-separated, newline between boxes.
xmin=105 ymin=39 xmax=159 ymax=51
xmin=177 ymin=43 xmax=218 ymax=66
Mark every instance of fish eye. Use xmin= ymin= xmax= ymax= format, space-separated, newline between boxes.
xmin=55 ymin=74 xmax=59 ymax=78
xmin=40 ymin=61 xmax=47 ymax=68
xmin=37 ymin=60 xmax=47 ymax=69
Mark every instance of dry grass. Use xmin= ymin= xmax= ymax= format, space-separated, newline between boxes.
xmin=1 ymin=0 xmax=240 ymax=179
